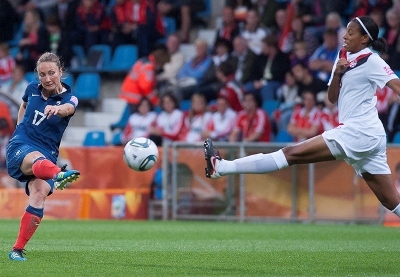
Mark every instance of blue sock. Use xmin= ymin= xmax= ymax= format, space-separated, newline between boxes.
xmin=26 ymin=205 xmax=44 ymax=219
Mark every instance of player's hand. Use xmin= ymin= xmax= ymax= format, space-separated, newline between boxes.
xmin=44 ymin=105 xmax=60 ymax=119
xmin=334 ymin=58 xmax=349 ymax=75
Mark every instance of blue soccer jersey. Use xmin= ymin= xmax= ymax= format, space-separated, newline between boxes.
xmin=8 ymin=82 xmax=78 ymax=160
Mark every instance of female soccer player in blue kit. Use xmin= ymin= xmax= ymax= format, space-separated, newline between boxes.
xmin=204 ymin=16 xmax=400 ymax=219
xmin=7 ymin=52 xmax=80 ymax=261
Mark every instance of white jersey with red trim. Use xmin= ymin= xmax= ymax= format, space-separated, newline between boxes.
xmin=122 ymin=111 xmax=157 ymax=142
xmin=183 ymin=112 xmax=213 ymax=142
xmin=328 ymin=48 xmax=398 ymax=135
xmin=207 ymin=108 xmax=237 ymax=141
xmin=155 ymin=109 xmax=184 ymax=141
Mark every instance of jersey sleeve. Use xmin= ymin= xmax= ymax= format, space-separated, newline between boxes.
xmin=367 ymin=54 xmax=398 ymax=89
xmin=66 ymin=95 xmax=79 ymax=108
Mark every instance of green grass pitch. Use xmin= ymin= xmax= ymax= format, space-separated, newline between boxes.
xmin=1 ymin=219 xmax=400 ymax=276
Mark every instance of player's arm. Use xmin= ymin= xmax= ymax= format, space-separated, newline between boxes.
xmin=44 ymin=103 xmax=75 ymax=119
xmin=17 ymin=101 xmax=27 ymax=125
xmin=386 ymin=78 xmax=400 ymax=97
xmin=327 ymin=58 xmax=348 ymax=104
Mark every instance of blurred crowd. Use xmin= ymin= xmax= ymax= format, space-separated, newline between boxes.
xmin=2 ymin=0 xmax=400 ymax=176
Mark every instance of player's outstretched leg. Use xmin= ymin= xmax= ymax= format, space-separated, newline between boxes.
xmin=204 ymin=138 xmax=222 ymax=178
xmin=8 ymin=249 xmax=27 ymax=261
xmin=204 ymin=138 xmax=290 ymax=178
xmin=54 ymin=167 xmax=80 ymax=190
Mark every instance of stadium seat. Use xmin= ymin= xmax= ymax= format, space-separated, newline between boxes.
xmin=9 ymin=46 xmax=19 ymax=58
xmin=73 ymin=44 xmax=112 ymax=72
xmin=158 ymin=17 xmax=177 ymax=44
xmin=63 ymin=74 xmax=74 ymax=87
xmin=102 ymin=44 xmax=138 ymax=73
xmin=73 ymin=73 xmax=101 ymax=108
xmin=262 ymin=100 xmax=280 ymax=118
xmin=180 ymin=99 xmax=191 ymax=111
xmin=392 ymin=132 xmax=400 ymax=144
xmin=25 ymin=72 xmax=37 ymax=83
xmin=110 ymin=104 xmax=130 ymax=131
xmin=196 ymin=0 xmax=212 ymax=19
xmin=275 ymin=130 xmax=294 ymax=143
xmin=83 ymin=131 xmax=106 ymax=146
xmin=71 ymin=45 xmax=86 ymax=69
xmin=394 ymin=70 xmax=400 ymax=78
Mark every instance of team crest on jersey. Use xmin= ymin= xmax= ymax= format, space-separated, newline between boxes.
xmin=349 ymin=60 xmax=357 ymax=68
xmin=56 ymin=101 xmax=61 ymax=105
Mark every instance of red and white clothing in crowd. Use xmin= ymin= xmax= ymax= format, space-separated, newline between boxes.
xmin=375 ymin=86 xmax=395 ymax=114
xmin=153 ymin=109 xmax=184 ymax=142
xmin=319 ymin=106 xmax=339 ymax=132
xmin=234 ymin=108 xmax=271 ymax=142
xmin=218 ymin=78 xmax=244 ymax=112
xmin=121 ymin=111 xmax=157 ymax=143
xmin=182 ymin=111 xmax=213 ymax=142
xmin=289 ymin=106 xmax=321 ymax=142
xmin=0 ymin=55 xmax=15 ymax=85
xmin=206 ymin=108 xmax=237 ymax=141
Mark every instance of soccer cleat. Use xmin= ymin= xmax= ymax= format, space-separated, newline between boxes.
xmin=54 ymin=168 xmax=80 ymax=190
xmin=9 ymin=249 xmax=27 ymax=261
xmin=204 ymin=138 xmax=222 ymax=178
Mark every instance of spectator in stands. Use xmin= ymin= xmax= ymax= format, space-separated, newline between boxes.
xmin=231 ymin=35 xmax=257 ymax=86
xmin=274 ymin=71 xmax=300 ymax=132
xmin=74 ymin=0 xmax=108 ymax=54
xmin=149 ymin=92 xmax=184 ymax=145
xmin=215 ymin=6 xmax=241 ymax=45
xmin=181 ymin=93 xmax=212 ymax=142
xmin=196 ymin=38 xmax=235 ymax=103
xmin=287 ymin=90 xmax=321 ymax=142
xmin=291 ymin=62 xmax=328 ymax=99
xmin=269 ymin=8 xmax=286 ymax=44
xmin=296 ymin=0 xmax=348 ymax=29
xmin=376 ymin=86 xmax=395 ymax=135
xmin=394 ymin=162 xmax=400 ymax=191
xmin=17 ymin=0 xmax=59 ymax=19
xmin=352 ymin=0 xmax=392 ymax=19
xmin=215 ymin=60 xmax=244 ymax=112
xmin=157 ymin=0 xmax=205 ymax=43
xmin=229 ymin=92 xmax=271 ymax=142
xmin=1 ymin=65 xmax=28 ymax=106
xmin=175 ymin=39 xmax=213 ymax=101
xmin=308 ymin=28 xmax=341 ymax=83
xmin=119 ymin=97 xmax=157 ymax=144
xmin=253 ymin=0 xmax=282 ymax=29
xmin=319 ymin=92 xmax=338 ymax=132
xmin=386 ymin=90 xmax=400 ymax=142
xmin=244 ymin=34 xmax=291 ymax=101
xmin=0 ymin=43 xmax=16 ymax=86
xmin=224 ymin=0 xmax=253 ymax=24
xmin=325 ymin=12 xmax=346 ymax=49
xmin=381 ymin=8 xmax=400 ymax=71
xmin=45 ymin=14 xmax=73 ymax=68
xmin=49 ymin=0 xmax=79 ymax=33
xmin=157 ymin=33 xmax=185 ymax=95
xmin=289 ymin=40 xmax=311 ymax=68
xmin=0 ymin=0 xmax=18 ymax=43
xmin=369 ymin=9 xmax=386 ymax=38
xmin=241 ymin=8 xmax=269 ymax=55
xmin=0 ymin=101 xmax=14 ymax=192
xmin=120 ymin=46 xmax=170 ymax=114
xmin=109 ymin=0 xmax=165 ymax=57
xmin=15 ymin=8 xmax=50 ymax=72
xmin=201 ymin=96 xmax=237 ymax=142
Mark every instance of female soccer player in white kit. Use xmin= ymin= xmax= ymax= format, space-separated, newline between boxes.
xmin=204 ymin=16 xmax=400 ymax=218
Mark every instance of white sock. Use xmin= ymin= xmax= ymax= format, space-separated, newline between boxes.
xmin=392 ymin=203 xmax=400 ymax=218
xmin=218 ymin=150 xmax=289 ymax=175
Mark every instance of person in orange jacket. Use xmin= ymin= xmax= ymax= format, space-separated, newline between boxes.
xmin=119 ymin=46 xmax=170 ymax=113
